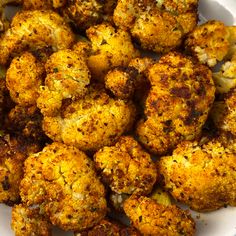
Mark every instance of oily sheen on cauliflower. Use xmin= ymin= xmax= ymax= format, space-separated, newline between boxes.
xmin=0 ymin=10 xmax=75 ymax=65
xmin=114 ymin=0 xmax=198 ymax=53
xmin=124 ymin=195 xmax=196 ymax=236
xmin=136 ymin=52 xmax=215 ymax=155
xmin=20 ymin=142 xmax=107 ymax=231
xmin=158 ymin=138 xmax=236 ymax=211
xmin=42 ymin=84 xmax=136 ymax=152
xmin=94 ymin=136 xmax=157 ymax=195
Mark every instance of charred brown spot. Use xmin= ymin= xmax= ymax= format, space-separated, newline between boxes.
xmin=170 ymin=87 xmax=191 ymax=99
xmin=1 ymin=176 xmax=10 ymax=191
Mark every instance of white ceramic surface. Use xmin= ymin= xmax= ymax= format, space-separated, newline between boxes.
xmin=1 ymin=1 xmax=236 ymax=235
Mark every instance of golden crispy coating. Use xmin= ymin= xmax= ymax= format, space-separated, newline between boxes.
xmin=5 ymin=105 xmax=47 ymax=144
xmin=20 ymin=142 xmax=107 ymax=231
xmin=213 ymin=52 xmax=236 ymax=93
xmin=104 ymin=57 xmax=154 ymax=99
xmin=86 ymin=23 xmax=140 ymax=81
xmin=211 ymin=88 xmax=236 ymax=136
xmin=0 ymin=10 xmax=75 ymax=65
xmin=11 ymin=204 xmax=52 ymax=236
xmin=6 ymin=52 xmax=44 ymax=106
xmin=37 ymin=49 xmax=90 ymax=116
xmin=124 ymin=195 xmax=195 ymax=236
xmin=136 ymin=52 xmax=215 ymax=155
xmin=64 ymin=0 xmax=117 ymax=30
xmin=104 ymin=66 xmax=139 ymax=99
xmin=159 ymin=138 xmax=236 ymax=211
xmin=75 ymin=219 xmax=141 ymax=236
xmin=94 ymin=136 xmax=157 ymax=195
xmin=42 ymin=84 xmax=136 ymax=152
xmin=114 ymin=0 xmax=198 ymax=53
xmin=185 ymin=20 xmax=236 ymax=67
xmin=0 ymin=135 xmax=40 ymax=205
xmin=23 ymin=0 xmax=66 ymax=9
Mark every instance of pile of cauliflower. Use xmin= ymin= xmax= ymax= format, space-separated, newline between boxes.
xmin=0 ymin=0 xmax=236 ymax=235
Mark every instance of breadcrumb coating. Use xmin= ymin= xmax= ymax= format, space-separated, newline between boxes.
xmin=213 ymin=52 xmax=236 ymax=93
xmin=211 ymin=88 xmax=236 ymax=136
xmin=185 ymin=20 xmax=236 ymax=67
xmin=37 ymin=49 xmax=90 ymax=116
xmin=6 ymin=52 xmax=44 ymax=106
xmin=42 ymin=84 xmax=136 ymax=152
xmin=136 ymin=52 xmax=215 ymax=155
xmin=20 ymin=142 xmax=107 ymax=231
xmin=114 ymin=0 xmax=198 ymax=53
xmin=11 ymin=204 xmax=52 ymax=236
xmin=124 ymin=195 xmax=195 ymax=236
xmin=0 ymin=10 xmax=75 ymax=65
xmin=0 ymin=135 xmax=40 ymax=205
xmin=86 ymin=23 xmax=140 ymax=81
xmin=94 ymin=136 xmax=157 ymax=195
xmin=159 ymin=138 xmax=236 ymax=211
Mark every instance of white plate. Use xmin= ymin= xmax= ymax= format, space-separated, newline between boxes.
xmin=0 ymin=0 xmax=236 ymax=235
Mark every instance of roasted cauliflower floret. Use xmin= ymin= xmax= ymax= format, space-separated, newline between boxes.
xmin=37 ymin=49 xmax=90 ymax=116
xmin=64 ymin=0 xmax=117 ymax=30
xmin=94 ymin=136 xmax=157 ymax=195
xmin=159 ymin=138 xmax=236 ymax=212
xmin=213 ymin=52 xmax=236 ymax=93
xmin=42 ymin=84 xmax=136 ymax=152
xmin=11 ymin=204 xmax=52 ymax=236
xmin=105 ymin=57 xmax=154 ymax=99
xmin=74 ymin=219 xmax=141 ymax=236
xmin=23 ymin=0 xmax=66 ymax=9
xmin=0 ymin=10 xmax=75 ymax=65
xmin=109 ymin=192 xmax=129 ymax=212
xmin=211 ymin=88 xmax=236 ymax=136
xmin=0 ymin=135 xmax=40 ymax=205
xmin=124 ymin=195 xmax=195 ymax=236
xmin=136 ymin=52 xmax=215 ymax=155
xmin=6 ymin=52 xmax=44 ymax=106
xmin=185 ymin=20 xmax=236 ymax=67
xmin=114 ymin=0 xmax=198 ymax=53
xmin=20 ymin=142 xmax=107 ymax=231
xmin=85 ymin=23 xmax=140 ymax=80
xmin=5 ymin=105 xmax=47 ymax=144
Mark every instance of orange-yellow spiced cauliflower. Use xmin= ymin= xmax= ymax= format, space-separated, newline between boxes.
xmin=124 ymin=195 xmax=196 ymax=236
xmin=6 ymin=52 xmax=44 ymax=106
xmin=37 ymin=49 xmax=91 ymax=117
xmin=185 ymin=20 xmax=236 ymax=67
xmin=0 ymin=10 xmax=75 ymax=65
xmin=81 ymin=23 xmax=140 ymax=81
xmin=94 ymin=136 xmax=157 ymax=195
xmin=74 ymin=219 xmax=141 ymax=236
xmin=211 ymin=88 xmax=236 ymax=136
xmin=114 ymin=0 xmax=198 ymax=53
xmin=20 ymin=142 xmax=107 ymax=231
xmin=158 ymin=137 xmax=236 ymax=212
xmin=136 ymin=52 xmax=215 ymax=155
xmin=41 ymin=84 xmax=136 ymax=152
xmin=11 ymin=204 xmax=52 ymax=236
xmin=0 ymin=135 xmax=40 ymax=205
